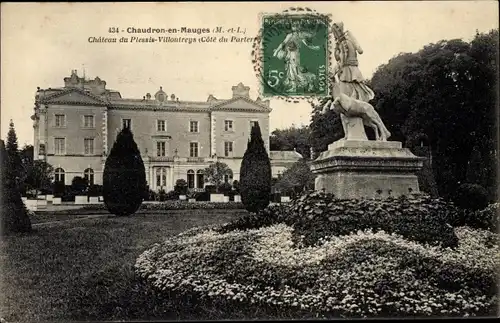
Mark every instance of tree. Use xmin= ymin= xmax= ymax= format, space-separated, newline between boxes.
xmin=203 ymin=162 xmax=232 ymax=193
xmin=19 ymin=144 xmax=34 ymax=193
xmin=270 ymin=125 xmax=312 ymax=159
xmin=275 ymin=158 xmax=316 ymax=196
xmin=369 ymin=29 xmax=498 ymax=199
xmin=5 ymin=120 xmax=23 ymax=184
xmin=103 ymin=125 xmax=146 ymax=216
xmin=240 ymin=122 xmax=272 ymax=212
xmin=24 ymin=160 xmax=54 ymax=196
xmin=309 ymin=97 xmax=343 ymax=159
xmin=1 ymin=139 xmax=31 ymax=235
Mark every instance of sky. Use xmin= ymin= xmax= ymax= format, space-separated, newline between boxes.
xmin=1 ymin=1 xmax=498 ymax=146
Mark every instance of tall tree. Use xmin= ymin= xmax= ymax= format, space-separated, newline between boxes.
xmin=369 ymin=29 xmax=498 ymax=199
xmin=240 ymin=122 xmax=272 ymax=213
xmin=5 ymin=120 xmax=23 ymax=184
xmin=270 ymin=125 xmax=312 ymax=159
xmin=103 ymin=125 xmax=146 ymax=216
xmin=1 ymin=139 xmax=32 ymax=235
xmin=203 ymin=161 xmax=232 ymax=193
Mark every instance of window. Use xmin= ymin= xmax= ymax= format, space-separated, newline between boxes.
xmin=55 ymin=168 xmax=65 ymax=183
xmin=156 ymin=141 xmax=166 ymax=157
xmin=224 ymin=141 xmax=233 ymax=157
xmin=84 ymin=168 xmax=94 ymax=185
xmin=187 ymin=170 xmax=195 ymax=189
xmin=84 ymin=138 xmax=94 ymax=155
xmin=224 ymin=120 xmax=233 ymax=132
xmin=196 ymin=170 xmax=205 ymax=189
xmin=157 ymin=120 xmax=166 ymax=132
xmin=55 ymin=114 xmax=66 ymax=127
xmin=122 ymin=118 xmax=132 ymax=129
xmin=83 ymin=115 xmax=94 ymax=128
xmin=54 ymin=138 xmax=65 ymax=155
xmin=189 ymin=121 xmax=199 ymax=133
xmin=156 ymin=167 xmax=167 ymax=188
xmin=190 ymin=142 xmax=198 ymax=157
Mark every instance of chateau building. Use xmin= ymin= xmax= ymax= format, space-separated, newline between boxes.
xmin=31 ymin=70 xmax=302 ymax=191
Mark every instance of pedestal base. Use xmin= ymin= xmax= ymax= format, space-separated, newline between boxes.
xmin=310 ymin=140 xmax=425 ymax=199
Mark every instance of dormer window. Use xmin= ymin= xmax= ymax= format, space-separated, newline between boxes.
xmin=155 ymin=86 xmax=167 ymax=103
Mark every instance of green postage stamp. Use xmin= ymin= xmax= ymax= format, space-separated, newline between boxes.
xmin=259 ymin=11 xmax=330 ymax=98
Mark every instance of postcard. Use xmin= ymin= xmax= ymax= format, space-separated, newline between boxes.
xmin=1 ymin=2 xmax=498 ymax=322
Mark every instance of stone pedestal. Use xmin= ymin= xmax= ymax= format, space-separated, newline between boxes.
xmin=210 ymin=194 xmax=225 ymax=202
xmin=75 ymin=196 xmax=88 ymax=205
xmin=310 ymin=140 xmax=424 ymax=199
xmin=342 ymin=116 xmax=368 ymax=140
xmin=281 ymin=196 xmax=291 ymax=203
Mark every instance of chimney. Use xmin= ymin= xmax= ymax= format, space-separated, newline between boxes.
xmin=231 ymin=82 xmax=250 ymax=98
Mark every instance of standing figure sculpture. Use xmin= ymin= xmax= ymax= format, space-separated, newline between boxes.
xmin=331 ymin=22 xmax=374 ymax=101
xmin=322 ymin=22 xmax=390 ymax=141
xmin=273 ymin=20 xmax=320 ymax=93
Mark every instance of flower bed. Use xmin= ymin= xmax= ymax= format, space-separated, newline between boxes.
xmin=135 ymin=223 xmax=499 ymax=318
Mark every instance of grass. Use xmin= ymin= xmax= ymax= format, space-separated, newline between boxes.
xmin=0 ymin=210 xmax=245 ymax=322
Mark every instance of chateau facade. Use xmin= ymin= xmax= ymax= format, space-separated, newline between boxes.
xmin=32 ymin=71 xmax=302 ymax=191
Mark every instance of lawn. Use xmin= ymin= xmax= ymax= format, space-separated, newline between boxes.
xmin=0 ymin=209 xmax=245 ymax=322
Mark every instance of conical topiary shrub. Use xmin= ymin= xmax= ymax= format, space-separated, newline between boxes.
xmin=239 ymin=122 xmax=271 ymax=213
xmin=103 ymin=125 xmax=146 ymax=216
xmin=0 ymin=139 xmax=32 ymax=235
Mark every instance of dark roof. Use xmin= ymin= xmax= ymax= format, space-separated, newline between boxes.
xmin=37 ymin=87 xmax=272 ymax=113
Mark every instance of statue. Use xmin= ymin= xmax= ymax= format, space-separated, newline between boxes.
xmin=321 ymin=21 xmax=390 ymax=141
xmin=322 ymin=93 xmax=391 ymax=141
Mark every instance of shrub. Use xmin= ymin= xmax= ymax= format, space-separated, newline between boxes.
xmin=52 ymin=181 xmax=66 ymax=198
xmin=452 ymin=183 xmax=489 ymax=211
xmin=87 ymin=184 xmax=102 ymax=197
xmin=0 ymin=139 xmax=31 ymax=235
xmin=71 ymin=176 xmax=88 ymax=194
xmin=219 ymin=182 xmax=233 ymax=195
xmin=240 ymin=122 xmax=271 ymax=213
xmin=157 ymin=189 xmax=167 ymax=201
xmin=232 ymin=180 xmax=240 ymax=193
xmin=468 ymin=203 xmax=499 ymax=232
xmin=220 ymin=191 xmax=460 ymax=248
xmin=195 ymin=191 xmax=210 ymax=202
xmin=165 ymin=190 xmax=179 ymax=200
xmin=144 ymin=188 xmax=157 ymax=201
xmin=174 ymin=179 xmax=188 ymax=195
xmin=103 ymin=125 xmax=146 ymax=216
xmin=135 ymin=224 xmax=499 ymax=318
